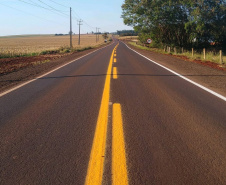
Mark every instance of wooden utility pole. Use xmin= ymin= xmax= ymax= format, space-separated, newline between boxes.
xmin=70 ymin=7 xmax=72 ymax=48
xmin=78 ymin=19 xmax=83 ymax=45
xmin=98 ymin=28 xmax=100 ymax=41
xmin=96 ymin=27 xmax=100 ymax=42
xmin=96 ymin=27 xmax=98 ymax=43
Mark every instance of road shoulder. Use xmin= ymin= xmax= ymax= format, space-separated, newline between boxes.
xmin=0 ymin=43 xmax=112 ymax=94
xmin=125 ymin=42 xmax=226 ymax=97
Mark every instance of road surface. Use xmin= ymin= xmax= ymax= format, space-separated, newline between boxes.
xmin=0 ymin=40 xmax=226 ymax=185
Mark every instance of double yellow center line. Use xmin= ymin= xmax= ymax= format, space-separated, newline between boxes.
xmin=85 ymin=44 xmax=128 ymax=185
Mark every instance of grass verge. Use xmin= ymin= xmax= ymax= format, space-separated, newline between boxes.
xmin=129 ymin=42 xmax=225 ymax=65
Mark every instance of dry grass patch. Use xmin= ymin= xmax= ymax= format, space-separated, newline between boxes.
xmin=0 ymin=34 xmax=105 ymax=58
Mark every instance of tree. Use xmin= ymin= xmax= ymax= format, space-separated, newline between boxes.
xmin=102 ymin=32 xmax=109 ymax=40
xmin=121 ymin=0 xmax=226 ymax=50
xmin=185 ymin=0 xmax=226 ymax=49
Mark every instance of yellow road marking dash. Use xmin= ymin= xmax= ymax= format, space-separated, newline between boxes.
xmin=113 ymin=67 xmax=118 ymax=79
xmin=112 ymin=103 xmax=129 ymax=185
xmin=85 ymin=44 xmax=119 ymax=185
xmin=114 ymin=58 xmax=117 ymax=63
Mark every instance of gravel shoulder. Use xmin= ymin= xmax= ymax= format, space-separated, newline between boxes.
xmin=125 ymin=42 xmax=226 ymax=97
xmin=0 ymin=43 xmax=111 ymax=94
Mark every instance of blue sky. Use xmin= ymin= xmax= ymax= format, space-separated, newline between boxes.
xmin=0 ymin=0 xmax=132 ymax=36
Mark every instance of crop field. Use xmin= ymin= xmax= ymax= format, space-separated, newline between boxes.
xmin=118 ymin=36 xmax=138 ymax=41
xmin=0 ymin=34 xmax=105 ymax=57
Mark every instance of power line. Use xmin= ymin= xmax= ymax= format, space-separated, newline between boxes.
xmin=11 ymin=1 xmax=100 ymax=35
xmin=48 ymin=0 xmax=68 ymax=8
xmin=29 ymin=0 xmax=46 ymax=7
xmin=0 ymin=2 xmax=67 ymax=26
xmin=70 ymin=6 xmax=101 ymax=34
xmin=19 ymin=0 xmax=53 ymax=10
xmin=37 ymin=0 xmax=69 ymax=17
xmin=18 ymin=0 xmax=69 ymax=18
xmin=72 ymin=11 xmax=82 ymax=20
xmin=72 ymin=11 xmax=96 ymax=30
xmin=71 ymin=12 xmax=94 ymax=34
xmin=84 ymin=20 xmax=95 ymax=29
xmin=72 ymin=12 xmax=79 ymax=21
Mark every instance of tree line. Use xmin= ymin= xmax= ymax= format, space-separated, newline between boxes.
xmin=117 ymin=30 xmax=138 ymax=36
xmin=121 ymin=0 xmax=226 ymax=51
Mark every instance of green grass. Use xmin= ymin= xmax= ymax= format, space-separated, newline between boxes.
xmin=129 ymin=42 xmax=225 ymax=65
xmin=32 ymin=59 xmax=51 ymax=66
xmin=175 ymin=51 xmax=225 ymax=64
xmin=0 ymin=52 xmax=40 ymax=58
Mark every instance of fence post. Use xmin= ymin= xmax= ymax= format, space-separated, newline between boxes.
xmin=168 ymin=47 xmax=171 ymax=53
xmin=203 ymin=48 xmax=206 ymax=60
xmin=220 ymin=50 xmax=222 ymax=65
xmin=192 ymin=48 xmax=194 ymax=57
xmin=174 ymin=47 xmax=177 ymax=54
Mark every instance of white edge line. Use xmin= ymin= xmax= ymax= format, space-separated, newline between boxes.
xmin=0 ymin=42 xmax=115 ymax=98
xmin=122 ymin=42 xmax=226 ymax=102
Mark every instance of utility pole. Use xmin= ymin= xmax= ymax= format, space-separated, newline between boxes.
xmin=78 ymin=19 xmax=83 ymax=45
xmin=96 ymin=27 xmax=98 ymax=43
xmin=98 ymin=28 xmax=100 ymax=42
xmin=96 ymin=28 xmax=100 ymax=42
xmin=70 ymin=7 xmax=72 ymax=48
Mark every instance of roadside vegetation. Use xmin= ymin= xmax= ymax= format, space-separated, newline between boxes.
xmin=122 ymin=0 xmax=226 ymax=53
xmin=128 ymin=41 xmax=226 ymax=66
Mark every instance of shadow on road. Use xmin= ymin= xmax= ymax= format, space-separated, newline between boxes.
xmin=0 ymin=73 xmax=225 ymax=83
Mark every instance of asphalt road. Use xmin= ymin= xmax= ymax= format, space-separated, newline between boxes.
xmin=0 ymin=39 xmax=226 ymax=185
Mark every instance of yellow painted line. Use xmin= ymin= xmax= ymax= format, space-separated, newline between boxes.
xmin=113 ymin=67 xmax=118 ymax=79
xmin=112 ymin=103 xmax=129 ymax=185
xmin=114 ymin=58 xmax=117 ymax=63
xmin=114 ymin=54 xmax=117 ymax=57
xmin=85 ymin=44 xmax=119 ymax=185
